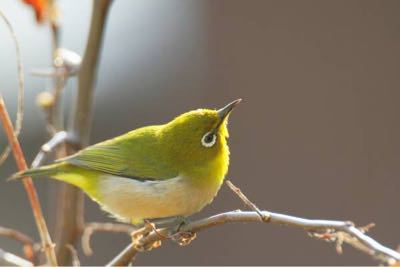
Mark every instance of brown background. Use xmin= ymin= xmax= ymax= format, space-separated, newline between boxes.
xmin=1 ymin=0 xmax=400 ymax=265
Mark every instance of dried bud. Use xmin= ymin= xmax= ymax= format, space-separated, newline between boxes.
xmin=36 ymin=91 xmax=54 ymax=109
xmin=22 ymin=244 xmax=34 ymax=262
xmin=54 ymin=48 xmax=81 ymax=75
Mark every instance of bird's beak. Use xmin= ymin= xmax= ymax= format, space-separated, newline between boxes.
xmin=215 ymin=99 xmax=241 ymax=129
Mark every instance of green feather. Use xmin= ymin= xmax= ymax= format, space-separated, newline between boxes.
xmin=58 ymin=125 xmax=179 ymax=180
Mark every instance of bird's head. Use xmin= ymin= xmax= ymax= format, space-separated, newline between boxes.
xmin=160 ymin=99 xmax=241 ymax=180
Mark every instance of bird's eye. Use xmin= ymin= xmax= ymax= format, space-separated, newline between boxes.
xmin=201 ymin=131 xmax=217 ymax=148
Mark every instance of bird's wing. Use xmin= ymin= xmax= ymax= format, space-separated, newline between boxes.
xmin=62 ymin=145 xmax=134 ymax=177
xmin=58 ymin=126 xmax=178 ymax=180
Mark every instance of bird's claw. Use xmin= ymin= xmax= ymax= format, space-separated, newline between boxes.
xmin=130 ymin=218 xmax=196 ymax=250
xmin=166 ymin=217 xmax=195 ymax=246
xmin=171 ymin=231 xmax=196 ymax=246
xmin=130 ymin=222 xmax=162 ymax=251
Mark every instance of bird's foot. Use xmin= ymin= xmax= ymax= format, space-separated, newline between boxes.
xmin=174 ymin=216 xmax=190 ymax=232
xmin=131 ymin=217 xmax=196 ymax=248
xmin=170 ymin=217 xmax=196 ymax=246
xmin=170 ymin=231 xmax=196 ymax=246
xmin=130 ymin=221 xmax=161 ymax=251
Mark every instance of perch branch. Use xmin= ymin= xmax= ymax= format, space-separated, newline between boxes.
xmin=225 ymin=180 xmax=399 ymax=263
xmin=106 ymin=181 xmax=400 ymax=266
xmin=54 ymin=0 xmax=113 ymax=264
xmin=81 ymin=222 xmax=136 ymax=256
xmin=0 ymin=96 xmax=57 ymax=266
xmin=0 ymin=248 xmax=33 ymax=267
xmin=107 ymin=210 xmax=400 ymax=266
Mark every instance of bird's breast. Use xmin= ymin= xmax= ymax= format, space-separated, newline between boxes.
xmin=95 ymin=174 xmax=223 ymax=223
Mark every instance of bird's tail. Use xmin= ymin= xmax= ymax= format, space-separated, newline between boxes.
xmin=8 ymin=163 xmax=100 ymax=199
xmin=8 ymin=163 xmax=64 ymax=181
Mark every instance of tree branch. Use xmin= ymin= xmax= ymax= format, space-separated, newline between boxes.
xmin=0 ymin=248 xmax=33 ymax=267
xmin=225 ymin=180 xmax=268 ymax=221
xmin=0 ymin=8 xmax=25 ymax=166
xmin=106 ymin=181 xmax=400 ymax=266
xmin=81 ymin=222 xmax=136 ymax=256
xmin=0 ymin=226 xmax=35 ymax=262
xmin=30 ymin=131 xmax=70 ymax=168
xmin=107 ymin=210 xmax=400 ymax=266
xmin=65 ymin=244 xmax=81 ymax=267
xmin=0 ymin=226 xmax=34 ymax=251
xmin=54 ymin=0 xmax=113 ymax=264
xmin=0 ymin=96 xmax=57 ymax=266
xmin=71 ymin=0 xmax=113 ymax=143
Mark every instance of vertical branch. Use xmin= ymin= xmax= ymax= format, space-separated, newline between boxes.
xmin=0 ymin=96 xmax=57 ymax=266
xmin=0 ymin=9 xmax=25 ymax=165
xmin=54 ymin=0 xmax=113 ymax=264
xmin=48 ymin=0 xmax=67 ymax=134
xmin=72 ymin=0 xmax=113 ymax=144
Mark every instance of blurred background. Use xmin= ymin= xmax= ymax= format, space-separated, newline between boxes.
xmin=1 ymin=0 xmax=400 ymax=265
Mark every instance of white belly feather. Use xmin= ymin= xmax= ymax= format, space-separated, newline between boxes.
xmin=97 ymin=175 xmax=221 ymax=223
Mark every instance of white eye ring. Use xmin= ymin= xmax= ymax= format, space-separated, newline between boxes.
xmin=201 ymin=131 xmax=217 ymax=148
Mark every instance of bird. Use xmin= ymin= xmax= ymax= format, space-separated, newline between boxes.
xmin=10 ymin=99 xmax=241 ymax=226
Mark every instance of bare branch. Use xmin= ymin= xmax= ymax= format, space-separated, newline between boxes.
xmin=55 ymin=1 xmax=113 ymax=264
xmin=226 ymin=180 xmax=268 ymax=221
xmin=107 ymin=210 xmax=400 ymax=266
xmin=0 ymin=96 xmax=57 ymax=266
xmin=0 ymin=9 xmax=25 ymax=166
xmin=106 ymin=181 xmax=400 ymax=266
xmin=30 ymin=131 xmax=71 ymax=168
xmin=0 ymin=226 xmax=34 ymax=247
xmin=48 ymin=1 xmax=64 ymax=133
xmin=65 ymin=245 xmax=81 ymax=267
xmin=226 ymin=180 xmax=400 ymax=263
xmin=82 ymin=222 xmax=136 ymax=256
xmin=72 ymin=0 xmax=113 ymax=146
xmin=0 ymin=248 xmax=33 ymax=267
xmin=0 ymin=226 xmax=36 ymax=262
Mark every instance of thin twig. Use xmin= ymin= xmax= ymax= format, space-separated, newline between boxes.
xmin=55 ymin=1 xmax=113 ymax=264
xmin=0 ymin=226 xmax=34 ymax=248
xmin=0 ymin=248 xmax=33 ymax=267
xmin=0 ymin=9 xmax=25 ymax=166
xmin=0 ymin=226 xmax=36 ymax=262
xmin=0 ymin=95 xmax=58 ymax=266
xmin=48 ymin=0 xmax=63 ymax=132
xmin=30 ymin=131 xmax=70 ymax=168
xmin=82 ymin=222 xmax=136 ymax=256
xmin=65 ymin=244 xmax=81 ymax=267
xmin=226 ymin=180 xmax=268 ymax=221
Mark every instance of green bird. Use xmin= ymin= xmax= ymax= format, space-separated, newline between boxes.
xmin=10 ymin=99 xmax=241 ymax=225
